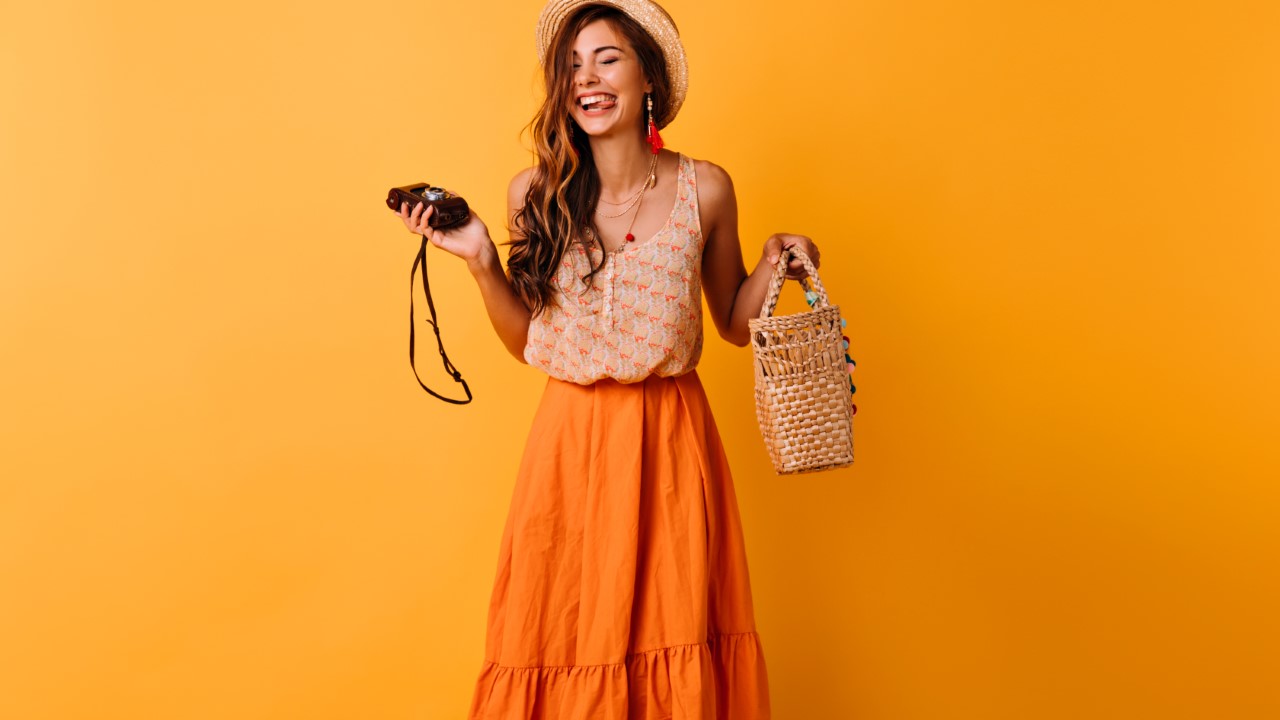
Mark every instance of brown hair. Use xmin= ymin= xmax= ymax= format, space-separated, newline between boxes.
xmin=506 ymin=4 xmax=672 ymax=317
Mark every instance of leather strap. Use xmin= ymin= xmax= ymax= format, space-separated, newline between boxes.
xmin=409 ymin=236 xmax=472 ymax=404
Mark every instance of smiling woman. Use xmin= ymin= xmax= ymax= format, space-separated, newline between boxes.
xmin=503 ymin=1 xmax=690 ymax=311
xmin=395 ymin=0 xmax=823 ymax=717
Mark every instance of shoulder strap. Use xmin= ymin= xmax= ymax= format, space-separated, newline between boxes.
xmin=678 ymin=153 xmax=702 ymax=240
xmin=409 ymin=236 xmax=473 ymax=404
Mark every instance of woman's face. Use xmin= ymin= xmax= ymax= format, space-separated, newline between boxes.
xmin=569 ymin=19 xmax=652 ymax=139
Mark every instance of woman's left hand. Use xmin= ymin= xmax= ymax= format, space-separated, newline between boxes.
xmin=761 ymin=233 xmax=821 ymax=280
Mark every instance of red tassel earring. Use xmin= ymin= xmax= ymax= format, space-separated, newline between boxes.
xmin=645 ymin=93 xmax=664 ymax=154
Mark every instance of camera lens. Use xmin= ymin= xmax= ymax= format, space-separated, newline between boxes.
xmin=423 ymin=187 xmax=446 ymax=201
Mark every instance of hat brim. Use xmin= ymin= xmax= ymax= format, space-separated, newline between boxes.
xmin=536 ymin=0 xmax=687 ymax=129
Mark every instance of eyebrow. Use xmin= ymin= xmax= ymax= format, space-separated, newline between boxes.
xmin=572 ymin=45 xmax=623 ymax=56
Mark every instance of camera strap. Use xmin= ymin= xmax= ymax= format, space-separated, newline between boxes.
xmin=409 ymin=236 xmax=473 ymax=404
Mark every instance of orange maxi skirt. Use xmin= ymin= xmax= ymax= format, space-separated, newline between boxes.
xmin=467 ymin=370 xmax=771 ymax=719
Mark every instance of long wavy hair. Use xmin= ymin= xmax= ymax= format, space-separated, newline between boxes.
xmin=506 ymin=4 xmax=672 ymax=317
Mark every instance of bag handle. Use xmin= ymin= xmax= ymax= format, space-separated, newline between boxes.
xmin=409 ymin=236 xmax=473 ymax=404
xmin=758 ymin=245 xmax=832 ymax=319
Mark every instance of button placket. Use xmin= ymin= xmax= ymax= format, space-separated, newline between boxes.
xmin=602 ymin=252 xmax=617 ymax=327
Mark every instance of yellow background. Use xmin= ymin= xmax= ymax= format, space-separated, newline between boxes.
xmin=2 ymin=0 xmax=1277 ymax=717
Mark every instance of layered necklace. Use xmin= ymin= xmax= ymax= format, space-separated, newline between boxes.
xmin=594 ymin=151 xmax=660 ymax=244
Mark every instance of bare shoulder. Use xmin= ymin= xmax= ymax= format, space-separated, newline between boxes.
xmin=690 ymin=157 xmax=734 ymax=199
xmin=507 ymin=166 xmax=535 ymax=209
xmin=688 ymin=156 xmax=736 ymax=234
xmin=506 ymin=167 xmax=536 ymax=237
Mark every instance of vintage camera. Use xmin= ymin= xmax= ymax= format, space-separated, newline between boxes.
xmin=386 ymin=183 xmax=471 ymax=229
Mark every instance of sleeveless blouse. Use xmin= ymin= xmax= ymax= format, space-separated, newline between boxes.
xmin=523 ymin=152 xmax=704 ymax=384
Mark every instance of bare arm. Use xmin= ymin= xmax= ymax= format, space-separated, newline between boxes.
xmin=697 ymin=161 xmax=822 ymax=347
xmin=467 ymin=253 xmax=532 ymax=364
xmin=467 ymin=169 xmax=536 ymax=362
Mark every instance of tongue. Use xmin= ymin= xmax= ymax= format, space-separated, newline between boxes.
xmin=587 ymin=99 xmax=616 ymax=111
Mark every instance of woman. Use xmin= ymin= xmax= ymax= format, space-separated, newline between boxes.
xmin=397 ymin=0 xmax=819 ymax=716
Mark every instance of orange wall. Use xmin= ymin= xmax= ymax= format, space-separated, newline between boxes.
xmin=2 ymin=1 xmax=1278 ymax=718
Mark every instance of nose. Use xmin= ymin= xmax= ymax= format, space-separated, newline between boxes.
xmin=574 ymin=62 xmax=598 ymax=88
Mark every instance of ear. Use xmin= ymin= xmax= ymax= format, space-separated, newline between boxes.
xmin=643 ymin=75 xmax=653 ymax=94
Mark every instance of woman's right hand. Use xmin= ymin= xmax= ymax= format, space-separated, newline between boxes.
xmin=398 ymin=200 xmax=497 ymax=272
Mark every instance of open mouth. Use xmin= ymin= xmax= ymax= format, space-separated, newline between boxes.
xmin=579 ymin=93 xmax=617 ymax=113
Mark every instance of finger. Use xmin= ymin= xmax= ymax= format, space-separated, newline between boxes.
xmin=416 ymin=204 xmax=438 ymax=235
xmin=764 ymin=236 xmax=785 ymax=264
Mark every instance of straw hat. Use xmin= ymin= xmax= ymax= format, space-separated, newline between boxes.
xmin=535 ymin=0 xmax=688 ymax=128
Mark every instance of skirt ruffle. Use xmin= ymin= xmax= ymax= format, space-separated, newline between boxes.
xmin=467 ymin=371 xmax=770 ymax=719
xmin=470 ymin=631 xmax=769 ymax=719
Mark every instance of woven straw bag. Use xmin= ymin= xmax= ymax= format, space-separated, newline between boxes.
xmin=748 ymin=246 xmax=855 ymax=474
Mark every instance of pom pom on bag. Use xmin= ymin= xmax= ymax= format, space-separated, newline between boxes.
xmin=748 ymin=246 xmax=855 ymax=474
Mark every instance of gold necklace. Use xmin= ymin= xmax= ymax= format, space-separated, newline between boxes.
xmin=597 ymin=186 xmax=644 ymax=206
xmin=620 ymin=172 xmax=654 ymax=244
xmin=595 ymin=153 xmax=659 ymax=219
xmin=585 ymin=165 xmax=656 ymax=253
